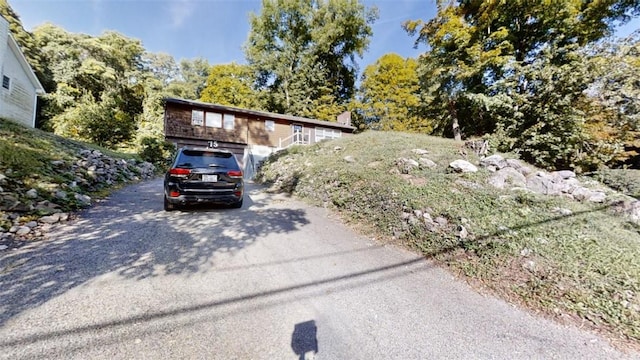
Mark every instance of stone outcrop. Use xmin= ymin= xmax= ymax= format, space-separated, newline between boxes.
xmin=0 ymin=149 xmax=155 ymax=245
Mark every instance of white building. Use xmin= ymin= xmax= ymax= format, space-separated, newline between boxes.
xmin=0 ymin=15 xmax=45 ymax=128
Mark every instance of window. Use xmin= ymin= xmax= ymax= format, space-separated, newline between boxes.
xmin=265 ymin=120 xmax=275 ymax=132
xmin=191 ymin=110 xmax=204 ymax=126
xmin=315 ymin=127 xmax=342 ymax=142
xmin=223 ymin=113 xmax=235 ymax=130
xmin=206 ymin=112 xmax=222 ymax=128
xmin=2 ymin=76 xmax=9 ymax=90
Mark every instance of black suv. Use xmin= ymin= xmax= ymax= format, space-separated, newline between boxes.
xmin=164 ymin=147 xmax=244 ymax=211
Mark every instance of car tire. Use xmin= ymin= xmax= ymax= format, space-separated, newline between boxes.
xmin=164 ymin=195 xmax=175 ymax=211
xmin=231 ymin=198 xmax=243 ymax=209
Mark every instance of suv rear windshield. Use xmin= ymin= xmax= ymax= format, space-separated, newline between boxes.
xmin=176 ymin=150 xmax=239 ymax=169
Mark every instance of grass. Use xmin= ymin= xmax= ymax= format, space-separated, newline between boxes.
xmin=257 ymin=130 xmax=640 ymax=349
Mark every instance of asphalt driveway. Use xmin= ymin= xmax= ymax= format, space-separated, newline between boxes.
xmin=0 ymin=179 xmax=636 ymax=359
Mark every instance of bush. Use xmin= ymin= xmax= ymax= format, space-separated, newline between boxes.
xmin=138 ymin=137 xmax=175 ymax=169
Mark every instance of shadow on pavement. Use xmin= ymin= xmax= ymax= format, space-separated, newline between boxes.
xmin=0 ymin=180 xmax=309 ymax=327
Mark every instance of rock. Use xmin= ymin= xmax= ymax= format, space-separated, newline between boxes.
xmin=25 ymin=221 xmax=38 ymax=228
xmin=449 ymin=160 xmax=478 ymax=173
xmin=488 ymin=167 xmax=527 ymax=189
xmin=398 ymin=158 xmax=419 ymax=174
xmin=457 ymin=225 xmax=468 ymax=239
xmin=412 ymin=149 xmax=429 ymax=155
xmin=480 ymin=154 xmax=507 ymax=170
xmin=571 ymin=187 xmax=593 ymax=202
xmin=40 ymin=214 xmax=61 ymax=224
xmin=434 ymin=216 xmax=449 ymax=227
xmin=0 ymin=245 xmax=8 ymax=250
xmin=523 ymin=260 xmax=537 ymax=273
xmin=344 ymin=155 xmax=355 ymax=163
xmin=55 ymin=191 xmax=68 ymax=200
xmin=455 ymin=179 xmax=482 ymax=189
xmin=552 ymin=207 xmax=573 ymax=216
xmin=526 ymin=173 xmax=565 ymax=196
xmin=74 ymin=193 xmax=91 ymax=205
xmin=8 ymin=226 xmax=18 ymax=233
xmin=0 ymin=186 xmax=3 ymax=192
xmin=16 ymin=226 xmax=31 ymax=236
xmin=588 ymin=191 xmax=606 ymax=203
xmin=50 ymin=160 xmax=65 ymax=167
xmin=58 ymin=213 xmax=69 ymax=222
xmin=26 ymin=189 xmax=38 ymax=198
xmin=551 ymin=170 xmax=576 ymax=180
xmin=418 ymin=158 xmax=437 ymax=169
xmin=520 ymin=248 xmax=532 ymax=257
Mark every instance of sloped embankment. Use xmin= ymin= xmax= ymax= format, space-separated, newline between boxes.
xmin=0 ymin=119 xmax=155 ymax=243
xmin=256 ymin=130 xmax=640 ymax=349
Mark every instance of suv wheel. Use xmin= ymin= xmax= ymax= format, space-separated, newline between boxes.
xmin=164 ymin=195 xmax=175 ymax=211
xmin=231 ymin=198 xmax=243 ymax=209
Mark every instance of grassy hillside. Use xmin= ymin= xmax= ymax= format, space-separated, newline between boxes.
xmin=0 ymin=118 xmax=153 ymax=230
xmin=257 ymin=131 xmax=640 ymax=349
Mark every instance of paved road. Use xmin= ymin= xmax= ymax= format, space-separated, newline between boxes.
xmin=0 ymin=179 xmax=637 ymax=360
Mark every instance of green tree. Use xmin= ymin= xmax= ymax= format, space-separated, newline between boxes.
xmin=34 ymin=24 xmax=145 ymax=147
xmin=200 ymin=62 xmax=258 ymax=108
xmin=405 ymin=0 xmax=640 ymax=142
xmin=357 ymin=53 xmax=429 ymax=132
xmin=245 ymin=0 xmax=378 ymax=120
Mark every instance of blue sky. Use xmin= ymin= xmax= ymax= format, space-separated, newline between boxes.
xmin=9 ymin=0 xmax=639 ymax=73
xmin=10 ymin=0 xmax=434 ymax=71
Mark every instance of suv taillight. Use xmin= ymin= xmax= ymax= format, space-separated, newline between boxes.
xmin=169 ymin=168 xmax=191 ymax=176
xmin=227 ymin=170 xmax=243 ymax=178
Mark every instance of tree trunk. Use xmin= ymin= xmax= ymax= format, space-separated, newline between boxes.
xmin=448 ymin=99 xmax=462 ymax=141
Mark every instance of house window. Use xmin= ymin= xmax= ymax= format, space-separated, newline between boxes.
xmin=315 ymin=127 xmax=342 ymax=142
xmin=206 ymin=112 xmax=222 ymax=128
xmin=223 ymin=114 xmax=235 ymax=130
xmin=191 ymin=110 xmax=204 ymax=126
xmin=265 ymin=120 xmax=275 ymax=132
xmin=2 ymin=76 xmax=9 ymax=90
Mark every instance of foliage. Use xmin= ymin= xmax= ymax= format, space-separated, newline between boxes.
xmin=34 ymin=24 xmax=145 ymax=147
xmin=256 ymin=130 xmax=640 ymax=345
xmin=405 ymin=0 xmax=640 ymax=169
xmin=245 ymin=0 xmax=378 ymax=121
xmin=200 ymin=62 xmax=258 ymax=109
xmin=586 ymin=32 xmax=640 ymax=167
xmin=138 ymin=137 xmax=175 ymax=169
xmin=590 ymin=168 xmax=640 ymax=199
xmin=356 ymin=53 xmax=431 ymax=132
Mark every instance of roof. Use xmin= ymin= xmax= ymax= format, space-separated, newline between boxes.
xmin=6 ymin=32 xmax=45 ymax=95
xmin=164 ymin=97 xmax=355 ymax=131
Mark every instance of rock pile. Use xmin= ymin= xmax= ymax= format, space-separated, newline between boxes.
xmin=0 ymin=149 xmax=155 ymax=245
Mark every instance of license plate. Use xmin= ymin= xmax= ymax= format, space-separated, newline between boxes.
xmin=202 ymin=175 xmax=218 ymax=182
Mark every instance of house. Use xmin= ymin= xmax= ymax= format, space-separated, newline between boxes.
xmin=163 ymin=97 xmax=355 ymax=178
xmin=0 ymin=16 xmax=45 ymax=128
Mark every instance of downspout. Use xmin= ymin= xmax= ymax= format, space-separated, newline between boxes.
xmin=32 ymin=93 xmax=38 ymax=128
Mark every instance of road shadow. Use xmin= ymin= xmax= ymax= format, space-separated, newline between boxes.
xmin=0 ymin=180 xmax=309 ymax=327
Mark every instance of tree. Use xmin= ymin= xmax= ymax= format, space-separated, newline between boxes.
xmin=200 ymin=63 xmax=258 ymax=108
xmin=405 ymin=0 xmax=640 ymax=142
xmin=357 ymin=53 xmax=429 ymax=132
xmin=34 ymin=24 xmax=145 ymax=147
xmin=245 ymin=0 xmax=378 ymax=120
xmin=177 ymin=57 xmax=211 ymax=100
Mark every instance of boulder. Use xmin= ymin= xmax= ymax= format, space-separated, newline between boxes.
xmin=449 ymin=160 xmax=478 ymax=173
xmin=412 ymin=149 xmax=429 ymax=155
xmin=480 ymin=154 xmax=507 ymax=170
xmin=418 ymin=158 xmax=437 ymax=169
xmin=488 ymin=167 xmax=527 ymax=189
xmin=26 ymin=189 xmax=38 ymax=199
xmin=74 ymin=193 xmax=92 ymax=206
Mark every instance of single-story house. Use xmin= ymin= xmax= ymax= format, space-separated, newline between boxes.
xmin=164 ymin=97 xmax=355 ymax=178
xmin=0 ymin=16 xmax=45 ymax=128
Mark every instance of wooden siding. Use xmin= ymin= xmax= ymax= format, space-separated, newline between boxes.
xmin=164 ymin=104 xmax=249 ymax=144
xmin=164 ymin=100 xmax=354 ymax=149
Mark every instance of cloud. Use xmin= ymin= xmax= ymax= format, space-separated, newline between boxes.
xmin=167 ymin=0 xmax=196 ymax=29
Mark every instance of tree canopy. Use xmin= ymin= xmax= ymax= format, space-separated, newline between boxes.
xmin=200 ymin=63 xmax=258 ymax=109
xmin=357 ymin=53 xmax=429 ymax=132
xmin=245 ymin=0 xmax=378 ymax=121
